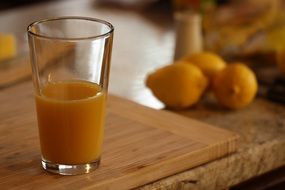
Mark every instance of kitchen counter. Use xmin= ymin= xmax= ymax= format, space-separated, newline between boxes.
xmin=140 ymin=97 xmax=285 ymax=189
xmin=0 ymin=0 xmax=285 ymax=189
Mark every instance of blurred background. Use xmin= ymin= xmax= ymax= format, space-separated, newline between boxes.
xmin=2 ymin=0 xmax=285 ymax=66
xmin=0 ymin=0 xmax=52 ymax=10
xmin=1 ymin=0 xmax=285 ymax=107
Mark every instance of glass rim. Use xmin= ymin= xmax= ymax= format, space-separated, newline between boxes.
xmin=27 ymin=16 xmax=114 ymax=41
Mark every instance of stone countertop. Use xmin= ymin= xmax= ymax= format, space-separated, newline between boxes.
xmin=139 ymin=97 xmax=285 ymax=190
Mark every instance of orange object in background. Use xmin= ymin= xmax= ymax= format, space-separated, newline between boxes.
xmin=0 ymin=33 xmax=17 ymax=61
xmin=35 ymin=80 xmax=106 ymax=164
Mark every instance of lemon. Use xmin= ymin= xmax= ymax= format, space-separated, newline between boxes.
xmin=146 ymin=61 xmax=208 ymax=109
xmin=0 ymin=33 xmax=17 ymax=62
xmin=213 ymin=63 xmax=258 ymax=109
xmin=182 ymin=52 xmax=226 ymax=80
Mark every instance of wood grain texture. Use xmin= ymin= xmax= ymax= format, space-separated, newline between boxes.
xmin=0 ymin=81 xmax=239 ymax=190
xmin=0 ymin=56 xmax=31 ymax=87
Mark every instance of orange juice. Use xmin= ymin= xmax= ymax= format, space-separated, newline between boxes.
xmin=35 ymin=80 xmax=106 ymax=164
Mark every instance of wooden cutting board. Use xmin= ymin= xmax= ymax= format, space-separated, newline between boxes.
xmin=0 ymin=81 xmax=239 ymax=190
xmin=0 ymin=55 xmax=31 ymax=87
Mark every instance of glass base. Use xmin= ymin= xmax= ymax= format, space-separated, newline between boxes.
xmin=41 ymin=158 xmax=100 ymax=175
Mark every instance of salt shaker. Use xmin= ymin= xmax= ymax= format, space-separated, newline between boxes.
xmin=174 ymin=12 xmax=203 ymax=60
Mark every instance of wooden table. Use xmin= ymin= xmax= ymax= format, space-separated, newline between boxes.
xmin=0 ymin=0 xmax=285 ymax=189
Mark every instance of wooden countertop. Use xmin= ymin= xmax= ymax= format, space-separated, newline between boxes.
xmin=0 ymin=0 xmax=285 ymax=189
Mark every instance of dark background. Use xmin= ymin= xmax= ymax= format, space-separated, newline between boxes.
xmin=0 ymin=0 xmax=55 ymax=10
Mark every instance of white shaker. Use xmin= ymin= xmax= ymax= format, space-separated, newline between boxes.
xmin=174 ymin=12 xmax=203 ymax=60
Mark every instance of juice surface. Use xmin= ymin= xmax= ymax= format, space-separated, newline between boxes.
xmin=35 ymin=80 xmax=106 ymax=164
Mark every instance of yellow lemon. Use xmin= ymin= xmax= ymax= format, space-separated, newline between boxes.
xmin=0 ymin=33 xmax=17 ymax=62
xmin=146 ymin=61 xmax=208 ymax=109
xmin=182 ymin=52 xmax=226 ymax=80
xmin=213 ymin=63 xmax=258 ymax=109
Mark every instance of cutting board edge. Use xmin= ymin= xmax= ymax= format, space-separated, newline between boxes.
xmin=84 ymin=133 xmax=239 ymax=190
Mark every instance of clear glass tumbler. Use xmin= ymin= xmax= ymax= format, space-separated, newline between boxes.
xmin=27 ymin=17 xmax=114 ymax=175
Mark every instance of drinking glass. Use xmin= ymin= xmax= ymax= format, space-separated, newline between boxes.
xmin=27 ymin=17 xmax=114 ymax=175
